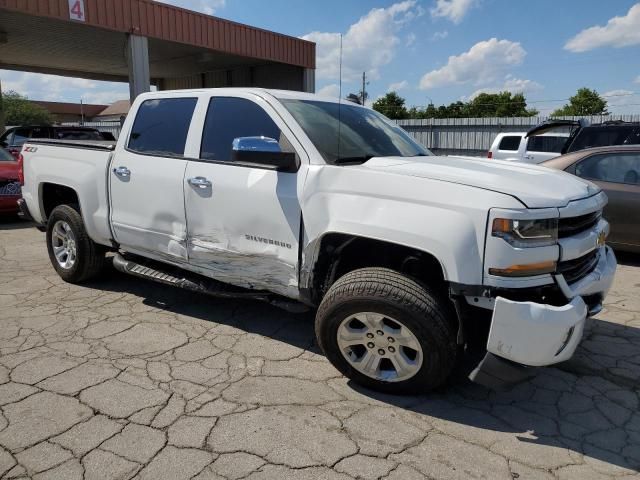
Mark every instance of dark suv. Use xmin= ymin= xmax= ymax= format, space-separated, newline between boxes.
xmin=526 ymin=119 xmax=640 ymax=155
xmin=0 ymin=126 xmax=110 ymax=158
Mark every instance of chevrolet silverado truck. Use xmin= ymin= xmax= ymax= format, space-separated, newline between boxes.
xmin=18 ymin=88 xmax=617 ymax=393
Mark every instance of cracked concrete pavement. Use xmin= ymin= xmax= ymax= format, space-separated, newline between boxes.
xmin=0 ymin=220 xmax=639 ymax=479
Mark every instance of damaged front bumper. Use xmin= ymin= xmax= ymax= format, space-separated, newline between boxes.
xmin=470 ymin=246 xmax=616 ymax=389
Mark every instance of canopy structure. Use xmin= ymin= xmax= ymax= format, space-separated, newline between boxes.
xmin=0 ymin=0 xmax=316 ymax=106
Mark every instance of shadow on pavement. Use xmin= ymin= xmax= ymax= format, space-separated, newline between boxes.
xmin=0 ymin=217 xmax=34 ymax=230
xmin=615 ymin=250 xmax=640 ymax=267
xmin=84 ymin=261 xmax=640 ymax=474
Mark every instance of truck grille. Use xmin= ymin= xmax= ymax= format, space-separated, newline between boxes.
xmin=558 ymin=211 xmax=601 ymax=238
xmin=0 ymin=180 xmax=21 ymax=196
xmin=558 ymin=249 xmax=599 ymax=284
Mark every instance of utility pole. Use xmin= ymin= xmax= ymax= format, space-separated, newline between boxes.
xmin=361 ymin=72 xmax=366 ymax=106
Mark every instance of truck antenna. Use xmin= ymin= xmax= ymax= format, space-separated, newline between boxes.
xmin=337 ymin=33 xmax=343 ymax=162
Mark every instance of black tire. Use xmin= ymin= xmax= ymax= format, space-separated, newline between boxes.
xmin=315 ymin=268 xmax=457 ymax=394
xmin=46 ymin=204 xmax=106 ymax=283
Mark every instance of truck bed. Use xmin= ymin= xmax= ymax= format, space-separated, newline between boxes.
xmin=21 ymin=139 xmax=115 ymax=246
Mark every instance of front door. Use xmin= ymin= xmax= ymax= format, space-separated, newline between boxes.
xmin=183 ymin=95 xmax=303 ymax=298
xmin=110 ymin=96 xmax=198 ymax=262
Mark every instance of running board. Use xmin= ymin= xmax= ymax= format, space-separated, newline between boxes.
xmin=112 ymin=253 xmax=308 ymax=313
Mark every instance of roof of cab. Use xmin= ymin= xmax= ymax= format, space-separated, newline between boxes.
xmin=138 ymin=88 xmax=362 ymax=106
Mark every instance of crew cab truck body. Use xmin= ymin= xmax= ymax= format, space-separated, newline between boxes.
xmin=19 ymin=88 xmax=617 ymax=393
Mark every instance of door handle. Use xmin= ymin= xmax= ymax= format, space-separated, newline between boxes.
xmin=113 ymin=166 xmax=131 ymax=178
xmin=188 ymin=176 xmax=212 ymax=189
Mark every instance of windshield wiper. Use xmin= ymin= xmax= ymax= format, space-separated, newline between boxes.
xmin=333 ymin=155 xmax=374 ymax=165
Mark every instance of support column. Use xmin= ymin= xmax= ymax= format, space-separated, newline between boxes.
xmin=302 ymin=68 xmax=315 ymax=93
xmin=127 ymin=34 xmax=151 ymax=102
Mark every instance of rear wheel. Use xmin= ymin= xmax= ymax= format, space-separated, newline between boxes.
xmin=316 ymin=268 xmax=457 ymax=394
xmin=46 ymin=204 xmax=106 ymax=283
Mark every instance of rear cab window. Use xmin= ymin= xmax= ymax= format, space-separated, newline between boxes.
xmin=498 ymin=135 xmax=522 ymax=151
xmin=128 ymin=97 xmax=198 ymax=157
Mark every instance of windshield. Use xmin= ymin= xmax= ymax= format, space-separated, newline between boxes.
xmin=280 ymin=99 xmax=431 ymax=164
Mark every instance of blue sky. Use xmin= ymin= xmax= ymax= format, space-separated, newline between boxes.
xmin=2 ymin=0 xmax=640 ymax=115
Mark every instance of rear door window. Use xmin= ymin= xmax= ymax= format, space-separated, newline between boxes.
xmin=128 ymin=97 xmax=197 ymax=157
xmin=575 ymin=152 xmax=640 ymax=185
xmin=526 ymin=136 xmax=566 ymax=153
xmin=498 ymin=136 xmax=521 ymax=151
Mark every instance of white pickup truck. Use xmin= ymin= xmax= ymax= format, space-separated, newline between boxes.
xmin=19 ymin=88 xmax=617 ymax=393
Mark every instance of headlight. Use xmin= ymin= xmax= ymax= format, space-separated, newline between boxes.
xmin=492 ymin=218 xmax=558 ymax=248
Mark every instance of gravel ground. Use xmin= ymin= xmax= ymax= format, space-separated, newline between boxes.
xmin=0 ymin=219 xmax=639 ymax=480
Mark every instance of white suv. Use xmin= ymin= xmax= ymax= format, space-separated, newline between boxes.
xmin=489 ymin=132 xmax=568 ymax=163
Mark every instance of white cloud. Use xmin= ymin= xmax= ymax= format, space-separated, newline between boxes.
xmin=388 ymin=80 xmax=409 ymax=91
xmin=155 ymin=0 xmax=226 ymax=15
xmin=634 ymin=75 xmax=640 ymax=84
xmin=602 ymin=89 xmax=639 ymax=114
xmin=301 ymin=1 xmax=421 ymax=82
xmin=317 ymin=84 xmax=341 ymax=98
xmin=565 ymin=3 xmax=640 ymax=52
xmin=430 ymin=0 xmax=476 ymax=24
xmin=406 ymin=33 xmax=417 ymax=47
xmin=1 ymin=70 xmax=128 ymax=104
xmin=466 ymin=75 xmax=543 ymax=99
xmin=431 ymin=30 xmax=449 ymax=41
xmin=419 ymin=38 xmax=526 ymax=90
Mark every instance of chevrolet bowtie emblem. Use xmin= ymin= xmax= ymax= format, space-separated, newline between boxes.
xmin=596 ymin=230 xmax=607 ymax=247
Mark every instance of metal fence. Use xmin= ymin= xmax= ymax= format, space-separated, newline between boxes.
xmin=396 ymin=115 xmax=640 ymax=156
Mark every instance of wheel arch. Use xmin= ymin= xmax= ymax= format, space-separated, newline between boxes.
xmin=300 ymin=232 xmax=449 ymax=305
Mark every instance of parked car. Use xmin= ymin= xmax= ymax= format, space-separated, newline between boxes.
xmin=19 ymin=88 xmax=617 ymax=393
xmin=527 ymin=119 xmax=640 ymax=155
xmin=0 ymin=126 xmax=113 ymax=159
xmin=542 ymin=145 xmax=640 ymax=253
xmin=0 ymin=147 xmax=21 ymax=215
xmin=488 ymin=132 xmax=568 ymax=163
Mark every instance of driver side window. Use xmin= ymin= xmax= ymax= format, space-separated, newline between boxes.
xmin=575 ymin=152 xmax=640 ymax=185
xmin=200 ymin=97 xmax=294 ymax=163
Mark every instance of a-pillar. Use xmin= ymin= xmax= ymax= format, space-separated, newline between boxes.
xmin=127 ymin=34 xmax=151 ymax=102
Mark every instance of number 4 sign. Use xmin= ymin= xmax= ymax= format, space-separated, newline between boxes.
xmin=68 ymin=0 xmax=86 ymax=22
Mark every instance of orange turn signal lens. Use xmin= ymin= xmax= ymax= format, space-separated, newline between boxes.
xmin=489 ymin=260 xmax=557 ymax=277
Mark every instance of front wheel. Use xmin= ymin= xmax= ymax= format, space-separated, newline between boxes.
xmin=315 ymin=268 xmax=457 ymax=394
xmin=46 ymin=204 xmax=106 ymax=283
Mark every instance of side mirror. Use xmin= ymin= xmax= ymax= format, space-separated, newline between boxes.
xmin=231 ymin=136 xmax=298 ymax=172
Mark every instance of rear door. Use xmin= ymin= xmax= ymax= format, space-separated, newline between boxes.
xmin=182 ymin=93 xmax=304 ymax=298
xmin=573 ymin=151 xmax=640 ymax=248
xmin=109 ymin=96 xmax=198 ymax=262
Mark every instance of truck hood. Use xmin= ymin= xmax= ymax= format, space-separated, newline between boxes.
xmin=358 ymin=155 xmax=600 ymax=208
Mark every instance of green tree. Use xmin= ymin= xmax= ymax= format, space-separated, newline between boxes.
xmin=2 ymin=90 xmax=53 ymax=125
xmin=405 ymin=92 xmax=537 ymax=119
xmin=551 ymin=88 xmax=608 ymax=116
xmin=372 ymin=91 xmax=408 ymax=119
xmin=468 ymin=92 xmax=538 ymax=117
